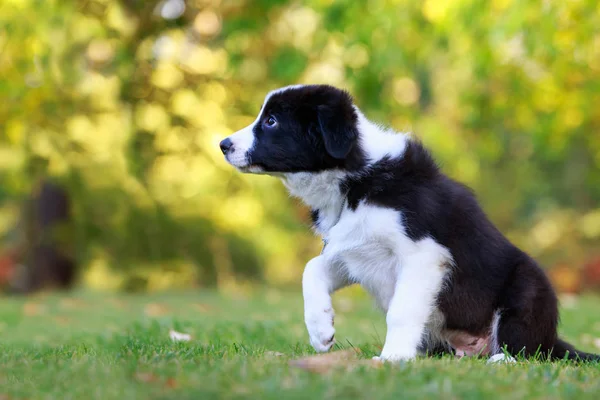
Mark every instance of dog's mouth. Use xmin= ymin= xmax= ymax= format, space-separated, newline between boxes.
xmin=233 ymin=154 xmax=267 ymax=174
xmin=237 ymin=165 xmax=253 ymax=172
xmin=223 ymin=152 xmax=256 ymax=172
xmin=237 ymin=164 xmax=266 ymax=174
xmin=224 ymin=153 xmax=275 ymax=175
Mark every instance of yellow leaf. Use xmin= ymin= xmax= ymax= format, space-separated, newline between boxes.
xmin=289 ymin=349 xmax=382 ymax=374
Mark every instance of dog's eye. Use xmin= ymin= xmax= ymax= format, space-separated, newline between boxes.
xmin=265 ymin=116 xmax=277 ymax=128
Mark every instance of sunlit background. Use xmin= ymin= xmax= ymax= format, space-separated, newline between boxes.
xmin=1 ymin=0 xmax=599 ymax=294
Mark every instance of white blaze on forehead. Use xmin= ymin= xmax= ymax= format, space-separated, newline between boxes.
xmin=262 ymin=84 xmax=306 ymax=109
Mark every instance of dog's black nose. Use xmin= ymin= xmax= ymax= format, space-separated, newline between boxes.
xmin=219 ymin=138 xmax=233 ymax=154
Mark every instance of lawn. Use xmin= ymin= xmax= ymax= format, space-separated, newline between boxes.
xmin=0 ymin=288 xmax=599 ymax=399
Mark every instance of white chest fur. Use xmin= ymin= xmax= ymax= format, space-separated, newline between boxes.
xmin=323 ymin=202 xmax=423 ymax=310
xmin=282 ymin=171 xmax=431 ymax=311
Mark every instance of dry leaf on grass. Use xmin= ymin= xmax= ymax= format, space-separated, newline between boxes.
xmin=134 ymin=372 xmax=178 ymax=390
xmin=23 ymin=302 xmax=45 ymax=316
xmin=144 ymin=303 xmax=169 ymax=317
xmin=169 ymin=329 xmax=192 ymax=342
xmin=134 ymin=372 xmax=159 ymax=383
xmin=289 ymin=349 xmax=383 ymax=374
xmin=265 ymin=351 xmax=285 ymax=357
xmin=165 ymin=378 xmax=178 ymax=389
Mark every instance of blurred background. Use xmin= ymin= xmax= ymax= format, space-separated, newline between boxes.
xmin=0 ymin=0 xmax=599 ymax=295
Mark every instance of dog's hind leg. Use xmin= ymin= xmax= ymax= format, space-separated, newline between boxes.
xmin=494 ymin=261 xmax=558 ymax=360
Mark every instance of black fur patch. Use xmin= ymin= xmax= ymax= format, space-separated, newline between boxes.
xmin=340 ymin=139 xmax=596 ymax=360
xmin=247 ymin=85 xmax=365 ymax=172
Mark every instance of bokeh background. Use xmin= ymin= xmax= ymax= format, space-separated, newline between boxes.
xmin=1 ymin=0 xmax=599 ymax=294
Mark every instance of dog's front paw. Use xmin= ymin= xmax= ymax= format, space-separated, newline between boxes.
xmin=487 ymin=353 xmax=516 ymax=364
xmin=374 ymin=347 xmax=417 ymax=363
xmin=305 ymin=308 xmax=335 ymax=352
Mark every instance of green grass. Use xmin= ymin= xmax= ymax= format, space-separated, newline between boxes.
xmin=0 ymin=288 xmax=599 ymax=399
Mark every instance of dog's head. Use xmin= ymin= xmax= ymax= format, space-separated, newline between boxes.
xmin=219 ymin=85 xmax=364 ymax=174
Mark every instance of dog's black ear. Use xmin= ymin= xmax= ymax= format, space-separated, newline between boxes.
xmin=317 ymin=91 xmax=359 ymax=160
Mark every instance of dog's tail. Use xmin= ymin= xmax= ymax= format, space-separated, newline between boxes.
xmin=552 ymin=338 xmax=600 ymax=362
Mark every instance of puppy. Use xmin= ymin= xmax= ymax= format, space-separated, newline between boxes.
xmin=220 ymin=84 xmax=599 ymax=362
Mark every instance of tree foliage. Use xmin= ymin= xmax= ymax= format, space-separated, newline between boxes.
xmin=1 ymin=0 xmax=599 ymax=290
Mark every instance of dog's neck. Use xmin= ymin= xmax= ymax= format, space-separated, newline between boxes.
xmin=355 ymin=109 xmax=409 ymax=165
xmin=281 ymin=112 xmax=409 ymax=237
xmin=281 ymin=170 xmax=347 ymax=235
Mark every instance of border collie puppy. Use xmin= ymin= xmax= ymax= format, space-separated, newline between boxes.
xmin=219 ymin=84 xmax=599 ymax=363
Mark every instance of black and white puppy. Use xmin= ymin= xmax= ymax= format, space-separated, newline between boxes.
xmin=219 ymin=84 xmax=599 ymax=363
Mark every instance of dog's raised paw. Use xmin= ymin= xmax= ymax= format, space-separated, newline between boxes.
xmin=306 ymin=309 xmax=335 ymax=352
xmin=310 ymin=333 xmax=335 ymax=353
